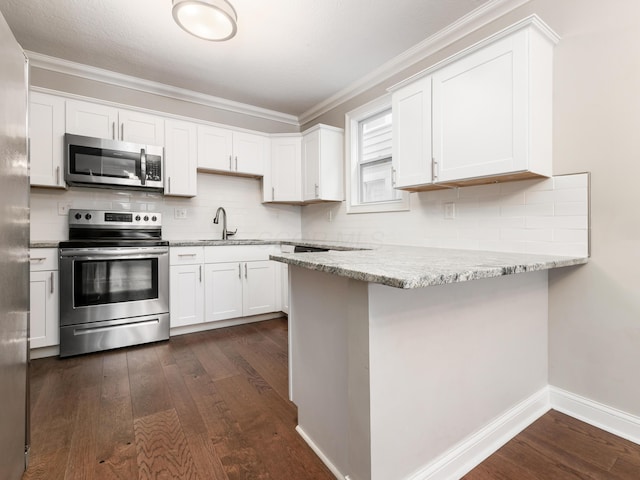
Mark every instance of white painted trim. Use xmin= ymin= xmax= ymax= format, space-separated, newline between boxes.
xmin=26 ymin=51 xmax=299 ymax=126
xmin=388 ymin=14 xmax=559 ymax=92
xmin=169 ymin=312 xmax=284 ymax=337
xmin=406 ymin=387 xmax=551 ymax=480
xmin=298 ymin=0 xmax=533 ymax=124
xmin=550 ymin=386 xmax=640 ymax=446
xmin=295 ymin=425 xmax=347 ymax=480
xmin=30 ymin=86 xmax=272 ymax=138
xmin=30 ymin=345 xmax=59 ymax=359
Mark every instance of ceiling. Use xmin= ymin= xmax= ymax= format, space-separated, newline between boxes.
xmin=0 ymin=0 xmax=491 ymax=120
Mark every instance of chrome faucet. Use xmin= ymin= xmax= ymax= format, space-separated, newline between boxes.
xmin=213 ymin=207 xmax=237 ymax=240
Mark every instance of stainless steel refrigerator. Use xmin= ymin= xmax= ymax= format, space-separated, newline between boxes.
xmin=0 ymin=8 xmax=29 ymax=480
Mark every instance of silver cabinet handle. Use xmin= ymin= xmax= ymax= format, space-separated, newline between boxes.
xmin=238 ymin=263 xmax=241 ymax=279
xmin=391 ymin=167 xmax=396 ymax=187
xmin=432 ymin=157 xmax=438 ymax=181
xmin=314 ymin=183 xmax=319 ymax=198
xmin=199 ymin=265 xmax=202 ymax=283
xmin=235 ymin=156 xmax=238 ymax=171
xmin=272 ymin=187 xmax=275 ymax=201
xmin=112 ymin=121 xmax=115 ymax=140
xmin=30 ymin=257 xmax=46 ymax=262
xmin=121 ymin=123 xmax=124 ymax=140
xmin=178 ymin=253 xmax=197 ymax=257
xmin=56 ymin=166 xmax=60 ymax=185
xmin=50 ymin=272 xmax=54 ymax=294
xmin=168 ymin=177 xmax=171 ymax=193
xmin=229 ymin=155 xmax=233 ymax=171
xmin=244 ymin=262 xmax=248 ymax=279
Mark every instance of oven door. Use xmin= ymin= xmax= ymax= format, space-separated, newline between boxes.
xmin=59 ymin=246 xmax=169 ymax=327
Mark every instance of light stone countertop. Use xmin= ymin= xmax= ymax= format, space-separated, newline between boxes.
xmin=30 ymin=242 xmax=59 ymax=248
xmin=30 ymin=239 xmax=588 ymax=289
xmin=270 ymin=245 xmax=588 ymax=289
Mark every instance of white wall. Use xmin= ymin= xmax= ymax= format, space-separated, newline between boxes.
xmin=30 ymin=173 xmax=301 ymax=242
xmin=303 ymin=0 xmax=640 ymax=419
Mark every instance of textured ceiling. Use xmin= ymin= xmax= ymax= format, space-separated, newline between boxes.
xmin=0 ymin=0 xmax=490 ymax=118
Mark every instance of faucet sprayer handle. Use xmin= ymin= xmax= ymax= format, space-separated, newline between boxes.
xmin=226 ymin=228 xmax=237 ymax=238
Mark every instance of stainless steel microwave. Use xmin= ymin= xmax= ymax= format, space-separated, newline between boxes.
xmin=64 ymin=133 xmax=164 ymax=191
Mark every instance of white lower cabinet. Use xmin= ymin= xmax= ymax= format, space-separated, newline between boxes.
xmin=204 ymin=262 xmax=243 ymax=321
xmin=170 ymin=245 xmax=280 ymax=329
xmin=29 ymin=249 xmax=59 ymax=349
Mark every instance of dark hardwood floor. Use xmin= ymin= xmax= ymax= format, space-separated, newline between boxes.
xmin=463 ymin=409 xmax=640 ymax=480
xmin=23 ymin=318 xmax=334 ymax=480
xmin=24 ymin=317 xmax=640 ymax=480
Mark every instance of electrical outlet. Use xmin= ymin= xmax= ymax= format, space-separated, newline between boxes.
xmin=444 ymin=202 xmax=456 ymax=219
xmin=174 ymin=208 xmax=187 ymax=219
xmin=58 ymin=202 xmax=73 ymax=216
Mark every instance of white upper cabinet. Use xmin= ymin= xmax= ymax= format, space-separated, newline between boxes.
xmin=29 ymin=91 xmax=65 ymax=188
xmin=390 ymin=16 xmax=558 ymax=190
xmin=66 ymin=99 xmax=119 ymax=139
xmin=165 ymin=119 xmax=198 ymax=197
xmin=66 ymin=99 xmax=164 ymax=145
xmin=391 ymin=77 xmax=433 ymax=189
xmin=302 ymin=125 xmax=344 ymax=202
xmin=118 ymin=109 xmax=165 ymax=145
xmin=197 ymin=125 xmax=233 ymax=171
xmin=197 ymin=125 xmax=266 ymax=176
xmin=265 ymin=135 xmax=302 ymax=202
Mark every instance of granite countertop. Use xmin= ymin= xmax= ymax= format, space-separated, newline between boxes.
xmin=169 ymin=239 xmax=365 ymax=251
xmin=30 ymin=241 xmax=59 ymax=248
xmin=270 ymin=245 xmax=588 ymax=289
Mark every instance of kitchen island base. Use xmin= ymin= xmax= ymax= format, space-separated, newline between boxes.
xmin=289 ymin=266 xmax=550 ymax=480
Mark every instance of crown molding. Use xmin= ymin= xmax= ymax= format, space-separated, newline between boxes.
xmin=298 ymin=0 xmax=532 ymax=125
xmin=26 ymin=51 xmax=299 ymax=126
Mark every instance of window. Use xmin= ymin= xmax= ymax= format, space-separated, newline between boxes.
xmin=346 ymin=95 xmax=409 ymax=214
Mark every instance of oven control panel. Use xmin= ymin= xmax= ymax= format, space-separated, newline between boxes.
xmin=68 ymin=209 xmax=162 ymax=227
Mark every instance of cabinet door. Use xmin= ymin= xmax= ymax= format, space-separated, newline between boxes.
xmin=243 ymin=261 xmax=277 ymax=316
xmin=30 ymin=271 xmax=59 ymax=348
xmin=169 ymin=264 xmax=204 ymax=327
xmin=29 ymin=92 xmax=65 ymax=188
xmin=392 ymin=77 xmax=433 ymax=188
xmin=197 ymin=125 xmax=233 ymax=172
xmin=165 ymin=119 xmax=197 ymax=196
xmin=204 ymin=262 xmax=243 ymax=322
xmin=432 ymin=33 xmax=527 ymax=182
xmin=66 ymin=99 xmax=119 ymax=139
xmin=233 ymin=131 xmax=266 ymax=176
xmin=270 ymin=137 xmax=302 ymax=202
xmin=119 ymin=109 xmax=165 ymax=145
xmin=302 ymin=130 xmax=320 ymax=201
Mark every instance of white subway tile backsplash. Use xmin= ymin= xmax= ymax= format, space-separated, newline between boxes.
xmin=302 ymin=172 xmax=589 ymax=257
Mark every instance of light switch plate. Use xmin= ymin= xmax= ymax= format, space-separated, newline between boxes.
xmin=175 ymin=208 xmax=187 ymax=219
xmin=444 ymin=202 xmax=456 ymax=219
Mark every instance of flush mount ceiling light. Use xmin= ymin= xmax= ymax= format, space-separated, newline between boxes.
xmin=172 ymin=0 xmax=238 ymax=41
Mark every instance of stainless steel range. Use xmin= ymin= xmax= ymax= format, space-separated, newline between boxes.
xmin=58 ymin=209 xmax=169 ymax=357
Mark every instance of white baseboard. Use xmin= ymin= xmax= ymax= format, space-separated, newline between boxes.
xmin=549 ymin=385 xmax=640 ymax=446
xmin=295 ymin=425 xmax=347 ymax=480
xmin=407 ymin=387 xmax=551 ymax=480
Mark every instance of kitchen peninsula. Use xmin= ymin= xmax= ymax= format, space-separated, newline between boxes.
xmin=271 ymin=246 xmax=587 ymax=480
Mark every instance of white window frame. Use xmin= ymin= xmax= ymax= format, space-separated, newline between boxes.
xmin=345 ymin=95 xmax=410 ymax=214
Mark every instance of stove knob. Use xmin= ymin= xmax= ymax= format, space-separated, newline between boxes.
xmin=85 ymin=213 xmax=92 ymax=220
xmin=135 ymin=215 xmax=141 ymax=221
xmin=151 ymin=215 xmax=157 ymax=222
xmin=74 ymin=213 xmax=82 ymax=220
xmin=143 ymin=215 xmax=149 ymax=221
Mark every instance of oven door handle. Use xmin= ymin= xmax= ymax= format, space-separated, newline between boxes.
xmin=59 ymin=247 xmax=169 ymax=259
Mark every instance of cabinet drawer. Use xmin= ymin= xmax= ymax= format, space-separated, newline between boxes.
xmin=170 ymin=247 xmax=204 ymax=265
xmin=204 ymin=245 xmax=278 ymax=263
xmin=29 ymin=248 xmax=58 ymax=272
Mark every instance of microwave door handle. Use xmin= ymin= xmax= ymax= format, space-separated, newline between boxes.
xmin=140 ymin=148 xmax=146 ymax=186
